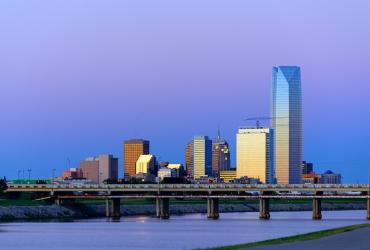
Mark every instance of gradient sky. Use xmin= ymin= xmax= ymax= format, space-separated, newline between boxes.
xmin=1 ymin=0 xmax=369 ymax=183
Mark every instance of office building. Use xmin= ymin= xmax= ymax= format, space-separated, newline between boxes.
xmin=80 ymin=154 xmax=118 ymax=183
xmin=186 ymin=136 xmax=212 ymax=179
xmin=271 ymin=66 xmax=302 ymax=184
xmin=321 ymin=170 xmax=342 ymax=184
xmin=212 ymin=135 xmax=231 ymax=177
xmin=302 ymin=161 xmax=314 ymax=175
xmin=302 ymin=173 xmax=321 ymax=184
xmin=167 ymin=164 xmax=185 ymax=177
xmin=136 ymin=154 xmax=155 ymax=174
xmin=158 ymin=167 xmax=176 ymax=180
xmin=236 ymin=128 xmax=274 ymax=184
xmin=185 ymin=142 xmax=192 ymax=176
xmin=124 ymin=139 xmax=149 ymax=177
xmin=220 ymin=170 xmax=236 ymax=183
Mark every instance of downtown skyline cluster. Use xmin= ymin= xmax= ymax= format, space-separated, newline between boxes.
xmin=50 ymin=66 xmax=340 ymax=185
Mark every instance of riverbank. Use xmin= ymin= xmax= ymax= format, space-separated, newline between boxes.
xmin=201 ymin=223 xmax=370 ymax=250
xmin=0 ymin=202 xmax=366 ymax=221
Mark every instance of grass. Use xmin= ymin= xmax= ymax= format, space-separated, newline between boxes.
xmin=200 ymin=223 xmax=370 ymax=250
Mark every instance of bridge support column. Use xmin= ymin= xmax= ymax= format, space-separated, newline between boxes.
xmin=367 ymin=198 xmax=370 ymax=220
xmin=54 ymin=197 xmax=62 ymax=206
xmin=312 ymin=192 xmax=323 ymax=220
xmin=106 ymin=198 xmax=120 ymax=218
xmin=156 ymin=197 xmax=170 ymax=219
xmin=207 ymin=198 xmax=219 ymax=219
xmin=259 ymin=197 xmax=270 ymax=220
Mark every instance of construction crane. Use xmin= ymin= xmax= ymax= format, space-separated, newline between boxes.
xmin=244 ymin=116 xmax=288 ymax=128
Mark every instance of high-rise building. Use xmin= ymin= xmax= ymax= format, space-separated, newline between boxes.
xmin=80 ymin=154 xmax=118 ymax=183
xmin=124 ymin=139 xmax=150 ymax=177
xmin=186 ymin=136 xmax=212 ymax=179
xmin=135 ymin=154 xmax=155 ymax=174
xmin=212 ymin=134 xmax=231 ymax=177
xmin=302 ymin=161 xmax=313 ymax=175
xmin=236 ymin=128 xmax=274 ymax=184
xmin=271 ymin=66 xmax=302 ymax=184
xmin=185 ymin=142 xmax=192 ymax=177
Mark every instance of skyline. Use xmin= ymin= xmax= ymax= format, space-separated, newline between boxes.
xmin=1 ymin=1 xmax=370 ymax=183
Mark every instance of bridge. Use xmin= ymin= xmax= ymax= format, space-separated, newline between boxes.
xmin=6 ymin=183 xmax=370 ymax=220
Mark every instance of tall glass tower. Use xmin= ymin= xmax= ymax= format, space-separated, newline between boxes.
xmin=271 ymin=66 xmax=302 ymax=184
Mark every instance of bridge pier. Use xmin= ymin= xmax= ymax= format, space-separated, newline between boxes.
xmin=156 ymin=197 xmax=170 ymax=219
xmin=207 ymin=198 xmax=219 ymax=219
xmin=312 ymin=192 xmax=323 ymax=220
xmin=259 ymin=197 xmax=270 ymax=220
xmin=106 ymin=198 xmax=121 ymax=218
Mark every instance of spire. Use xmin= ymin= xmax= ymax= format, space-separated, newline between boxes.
xmin=217 ymin=126 xmax=221 ymax=140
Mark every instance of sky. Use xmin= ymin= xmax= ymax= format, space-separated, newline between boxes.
xmin=0 ymin=0 xmax=369 ymax=183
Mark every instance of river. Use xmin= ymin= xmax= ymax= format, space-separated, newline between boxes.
xmin=0 ymin=210 xmax=367 ymax=250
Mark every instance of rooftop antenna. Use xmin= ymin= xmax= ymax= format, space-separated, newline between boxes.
xmin=217 ymin=125 xmax=221 ymax=140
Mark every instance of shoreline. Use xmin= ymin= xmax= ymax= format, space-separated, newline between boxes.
xmin=0 ymin=202 xmax=366 ymax=221
xmin=200 ymin=223 xmax=370 ymax=250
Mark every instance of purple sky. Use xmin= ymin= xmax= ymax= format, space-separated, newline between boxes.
xmin=1 ymin=1 xmax=369 ymax=183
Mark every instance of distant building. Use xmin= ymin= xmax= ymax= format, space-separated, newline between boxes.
xmin=272 ymin=66 xmax=302 ymax=184
xmin=187 ymin=136 xmax=212 ymax=179
xmin=158 ymin=167 xmax=176 ymax=180
xmin=236 ymin=128 xmax=274 ymax=184
xmin=124 ymin=139 xmax=150 ymax=177
xmin=302 ymin=161 xmax=314 ymax=174
xmin=80 ymin=154 xmax=118 ymax=183
xmin=212 ymin=135 xmax=231 ymax=177
xmin=233 ymin=176 xmax=261 ymax=184
xmin=220 ymin=170 xmax=236 ymax=183
xmin=321 ymin=170 xmax=342 ymax=184
xmin=302 ymin=173 xmax=321 ymax=184
xmin=62 ymin=168 xmax=83 ymax=180
xmin=185 ymin=142 xmax=192 ymax=177
xmin=167 ymin=164 xmax=185 ymax=177
xmin=136 ymin=154 xmax=156 ymax=174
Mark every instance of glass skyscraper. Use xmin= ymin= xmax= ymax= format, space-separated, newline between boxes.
xmin=271 ymin=66 xmax=302 ymax=184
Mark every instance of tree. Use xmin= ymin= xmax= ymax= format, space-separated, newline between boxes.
xmin=0 ymin=178 xmax=8 ymax=194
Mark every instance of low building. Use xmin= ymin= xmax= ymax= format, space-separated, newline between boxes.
xmin=157 ymin=167 xmax=176 ymax=180
xmin=321 ymin=170 xmax=341 ymax=184
xmin=62 ymin=168 xmax=83 ymax=180
xmin=80 ymin=154 xmax=118 ymax=184
xmin=167 ymin=164 xmax=185 ymax=177
xmin=232 ymin=176 xmax=261 ymax=184
xmin=220 ymin=170 xmax=236 ymax=183
xmin=302 ymin=173 xmax=321 ymax=184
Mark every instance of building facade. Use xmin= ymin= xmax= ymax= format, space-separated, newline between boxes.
xmin=212 ymin=136 xmax=231 ymax=177
xmin=236 ymin=128 xmax=274 ymax=184
xmin=321 ymin=170 xmax=342 ymax=184
xmin=124 ymin=139 xmax=150 ymax=177
xmin=135 ymin=154 xmax=155 ymax=174
xmin=220 ymin=170 xmax=236 ymax=183
xmin=302 ymin=161 xmax=313 ymax=175
xmin=80 ymin=154 xmax=118 ymax=183
xmin=186 ymin=136 xmax=212 ymax=179
xmin=271 ymin=66 xmax=302 ymax=184
xmin=185 ymin=142 xmax=192 ymax=177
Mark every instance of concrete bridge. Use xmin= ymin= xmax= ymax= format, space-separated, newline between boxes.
xmin=6 ymin=183 xmax=370 ymax=220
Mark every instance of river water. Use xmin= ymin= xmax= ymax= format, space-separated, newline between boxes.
xmin=0 ymin=210 xmax=367 ymax=250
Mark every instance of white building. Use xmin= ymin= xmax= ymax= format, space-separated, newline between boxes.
xmin=157 ymin=167 xmax=176 ymax=180
xmin=236 ymin=128 xmax=274 ymax=184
